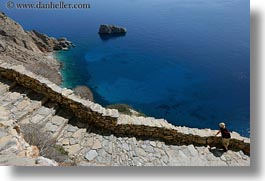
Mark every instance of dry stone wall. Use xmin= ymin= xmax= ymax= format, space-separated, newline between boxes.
xmin=0 ymin=61 xmax=250 ymax=155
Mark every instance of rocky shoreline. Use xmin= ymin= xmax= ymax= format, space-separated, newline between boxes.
xmin=0 ymin=12 xmax=73 ymax=85
xmin=0 ymin=11 xmax=94 ymax=101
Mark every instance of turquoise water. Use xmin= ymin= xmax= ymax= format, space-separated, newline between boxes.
xmin=2 ymin=0 xmax=250 ymax=136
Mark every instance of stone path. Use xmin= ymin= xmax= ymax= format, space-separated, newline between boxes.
xmin=0 ymin=88 xmax=57 ymax=165
xmin=0 ymin=75 xmax=250 ymax=166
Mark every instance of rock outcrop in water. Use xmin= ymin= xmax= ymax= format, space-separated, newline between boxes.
xmin=73 ymin=86 xmax=94 ymax=102
xmin=98 ymin=24 xmax=127 ymax=34
xmin=28 ymin=31 xmax=74 ymax=51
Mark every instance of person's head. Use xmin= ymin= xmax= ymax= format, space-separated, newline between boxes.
xmin=219 ymin=122 xmax=225 ymax=128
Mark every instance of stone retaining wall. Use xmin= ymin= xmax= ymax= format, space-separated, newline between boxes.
xmin=0 ymin=62 xmax=250 ymax=155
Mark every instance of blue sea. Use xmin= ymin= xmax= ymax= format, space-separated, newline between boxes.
xmin=1 ymin=0 xmax=250 ymax=136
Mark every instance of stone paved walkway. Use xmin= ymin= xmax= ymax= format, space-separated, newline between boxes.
xmin=0 ymin=75 xmax=250 ymax=166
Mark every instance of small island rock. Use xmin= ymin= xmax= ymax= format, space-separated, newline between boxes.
xmin=98 ymin=24 xmax=127 ymax=34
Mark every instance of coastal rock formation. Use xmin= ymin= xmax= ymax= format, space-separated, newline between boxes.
xmin=0 ymin=12 xmax=72 ymax=85
xmin=0 ymin=12 xmax=73 ymax=53
xmin=0 ymin=12 xmax=41 ymax=53
xmin=54 ymin=37 xmax=74 ymax=51
xmin=73 ymin=86 xmax=94 ymax=102
xmin=28 ymin=31 xmax=73 ymax=52
xmin=98 ymin=24 xmax=127 ymax=34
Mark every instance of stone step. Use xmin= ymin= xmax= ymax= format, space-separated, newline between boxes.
xmin=0 ymin=92 xmax=13 ymax=107
xmin=0 ymin=93 xmax=28 ymax=121
xmin=56 ymin=124 xmax=87 ymax=157
xmin=0 ymin=82 xmax=52 ymax=123
xmin=13 ymin=102 xmax=41 ymax=121
xmin=0 ymin=85 xmax=33 ymax=108
xmin=0 ymin=92 xmax=24 ymax=108
xmin=44 ymin=114 xmax=69 ymax=139
xmin=8 ymin=90 xmax=47 ymax=122
xmin=49 ymin=107 xmax=77 ymax=138
xmin=0 ymin=76 xmax=16 ymax=95
xmin=19 ymin=101 xmax=59 ymax=125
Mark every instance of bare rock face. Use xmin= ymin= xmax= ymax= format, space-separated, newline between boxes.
xmin=0 ymin=12 xmax=73 ymax=53
xmin=98 ymin=24 xmax=127 ymax=34
xmin=28 ymin=30 xmax=74 ymax=52
xmin=27 ymin=30 xmax=57 ymax=52
xmin=73 ymin=86 xmax=94 ymax=102
xmin=0 ymin=11 xmax=74 ymax=85
xmin=0 ymin=12 xmax=41 ymax=53
xmin=0 ymin=40 xmax=6 ymax=52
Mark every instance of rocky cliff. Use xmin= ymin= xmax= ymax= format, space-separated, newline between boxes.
xmin=0 ymin=12 xmax=72 ymax=85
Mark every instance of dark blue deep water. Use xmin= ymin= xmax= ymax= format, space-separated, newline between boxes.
xmin=1 ymin=0 xmax=250 ymax=136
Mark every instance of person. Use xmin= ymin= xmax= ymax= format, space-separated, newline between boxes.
xmin=215 ymin=122 xmax=231 ymax=151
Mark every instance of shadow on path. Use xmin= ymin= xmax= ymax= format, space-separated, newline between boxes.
xmin=209 ymin=147 xmax=226 ymax=157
